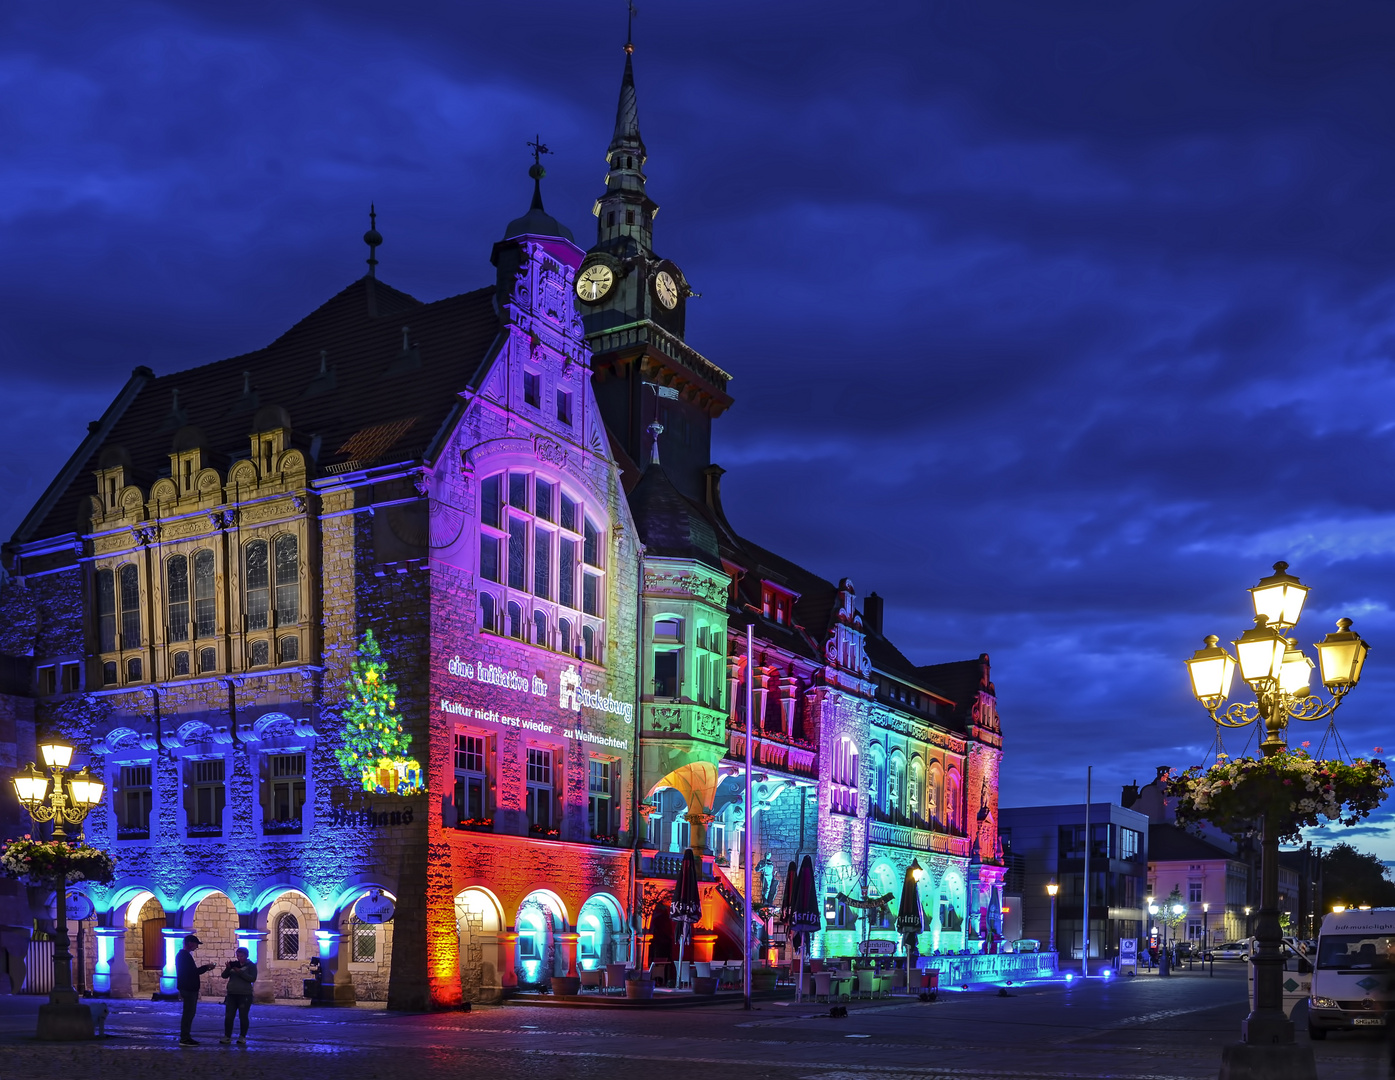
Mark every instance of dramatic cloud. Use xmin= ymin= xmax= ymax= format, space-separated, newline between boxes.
xmin=5 ymin=0 xmax=1395 ymax=857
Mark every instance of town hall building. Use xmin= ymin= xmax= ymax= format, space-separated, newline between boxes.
xmin=0 ymin=33 xmax=1009 ymax=1007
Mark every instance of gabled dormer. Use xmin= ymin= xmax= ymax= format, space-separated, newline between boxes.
xmin=760 ymin=581 xmax=800 ymax=628
xmin=249 ymin=404 xmax=293 ymax=482
xmin=168 ymin=425 xmax=215 ymax=500
xmin=94 ymin=444 xmax=133 ymax=518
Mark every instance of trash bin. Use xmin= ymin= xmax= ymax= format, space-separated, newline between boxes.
xmin=303 ymin=978 xmax=320 ymax=999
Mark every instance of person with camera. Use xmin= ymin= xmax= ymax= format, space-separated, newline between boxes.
xmin=218 ymin=946 xmax=258 ymax=1045
xmin=176 ymin=935 xmax=217 ymax=1044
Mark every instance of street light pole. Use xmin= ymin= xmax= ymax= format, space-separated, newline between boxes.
xmin=1203 ymin=903 xmax=1212 ymax=976
xmin=11 ymin=742 xmax=105 ymax=1040
xmin=1046 ymin=882 xmax=1058 ymax=956
xmin=1184 ymin=562 xmax=1368 ymax=1078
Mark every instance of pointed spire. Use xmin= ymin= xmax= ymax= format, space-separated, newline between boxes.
xmin=611 ymin=15 xmax=643 ymax=156
xmin=526 ymin=135 xmax=552 ymax=211
xmin=364 ymin=204 xmax=382 ymax=278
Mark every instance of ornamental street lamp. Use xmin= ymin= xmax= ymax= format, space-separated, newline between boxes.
xmin=1185 ymin=562 xmax=1367 ymax=1071
xmin=1202 ymin=903 xmax=1211 ymax=974
xmin=1046 ymin=881 xmax=1059 ymax=955
xmin=11 ymin=741 xmax=104 ymax=1039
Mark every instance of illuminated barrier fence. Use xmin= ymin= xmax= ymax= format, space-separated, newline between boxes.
xmin=921 ymin=951 xmax=1056 ymax=986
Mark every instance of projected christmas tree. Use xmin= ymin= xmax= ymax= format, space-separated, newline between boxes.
xmin=336 ymin=629 xmax=424 ymax=795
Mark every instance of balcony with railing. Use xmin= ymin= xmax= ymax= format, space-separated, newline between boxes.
xmin=726 ymin=728 xmax=817 ymax=778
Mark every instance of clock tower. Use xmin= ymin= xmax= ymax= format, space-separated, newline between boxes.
xmin=576 ymin=35 xmax=732 ymax=501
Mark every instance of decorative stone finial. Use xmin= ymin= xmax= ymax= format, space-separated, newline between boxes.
xmin=364 ymin=204 xmax=383 ymax=278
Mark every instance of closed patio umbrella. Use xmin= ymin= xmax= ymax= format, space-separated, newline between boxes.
xmin=789 ymin=855 xmax=820 ymax=1002
xmin=898 ymin=860 xmax=925 ymax=975
xmin=671 ymin=847 xmax=702 ymax=986
xmin=778 ymin=860 xmax=798 ymax=930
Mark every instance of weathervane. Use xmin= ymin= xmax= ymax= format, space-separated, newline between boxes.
xmin=527 ymin=135 xmax=552 ymax=169
xmin=625 ymin=1 xmax=636 ymax=54
xmin=363 ymin=204 xmax=382 ymax=279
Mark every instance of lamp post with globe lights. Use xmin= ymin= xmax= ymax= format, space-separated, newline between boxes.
xmin=9 ymin=742 xmax=107 ymax=1039
xmin=1046 ymin=881 xmax=1058 ymax=955
xmin=1182 ymin=562 xmax=1373 ymax=1078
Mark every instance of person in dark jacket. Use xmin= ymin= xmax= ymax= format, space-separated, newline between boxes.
xmin=176 ymin=935 xmax=215 ymax=1045
xmin=219 ymin=947 xmax=258 ymax=1044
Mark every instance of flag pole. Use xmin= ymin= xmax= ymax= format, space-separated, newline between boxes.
xmin=743 ymin=621 xmax=754 ymax=1010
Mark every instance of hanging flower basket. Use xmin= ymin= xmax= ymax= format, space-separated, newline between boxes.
xmin=1165 ymin=748 xmax=1392 ymax=843
xmin=0 ymin=837 xmax=116 ymax=885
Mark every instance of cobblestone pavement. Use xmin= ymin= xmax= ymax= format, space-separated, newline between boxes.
xmin=0 ymin=965 xmax=1386 ymax=1080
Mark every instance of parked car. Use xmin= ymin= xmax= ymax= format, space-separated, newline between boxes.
xmin=1211 ymin=941 xmax=1249 ymax=960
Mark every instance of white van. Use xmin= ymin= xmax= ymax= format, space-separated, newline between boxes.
xmin=1307 ymin=909 xmax=1395 ymax=1039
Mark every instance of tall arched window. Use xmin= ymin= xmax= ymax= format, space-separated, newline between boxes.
xmin=832 ymin=739 xmax=858 ymax=815
xmin=96 ymin=568 xmax=116 ymax=652
xmin=909 ymin=758 xmax=925 ymax=822
xmin=946 ymin=768 xmax=962 ymax=833
xmin=480 ymin=593 xmax=496 ymax=633
xmin=559 ymin=618 xmax=572 ymax=657
xmin=928 ymin=762 xmax=944 ymax=828
xmin=245 ymin=540 xmax=270 ymax=630
xmin=276 ymin=912 xmax=300 ymax=960
xmin=274 ymin=534 xmax=299 ymax=623
xmin=888 ymin=750 xmax=905 ymax=817
xmin=118 ymin=564 xmax=140 ymax=648
xmin=167 ymin=556 xmax=189 ymax=641
xmin=507 ymin=601 xmax=523 ymax=640
xmin=871 ymin=744 xmax=886 ymax=814
xmin=533 ymin=609 xmax=547 ymax=646
xmin=193 ymin=550 xmax=216 ymax=637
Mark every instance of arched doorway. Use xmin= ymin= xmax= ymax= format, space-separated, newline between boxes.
xmin=188 ymin=891 xmax=238 ymax=997
xmin=577 ymin=894 xmax=624 ymax=970
xmin=456 ymin=888 xmax=504 ymax=1003
xmin=515 ymin=891 xmax=566 ymax=988
xmin=120 ymin=891 xmax=165 ymax=996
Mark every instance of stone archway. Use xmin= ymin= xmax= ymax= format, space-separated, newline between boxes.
xmin=456 ymin=888 xmax=504 ymax=1004
xmin=515 ymin=891 xmax=567 ymax=987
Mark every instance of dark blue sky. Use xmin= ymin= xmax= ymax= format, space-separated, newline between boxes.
xmin=4 ymin=1 xmax=1394 ymax=856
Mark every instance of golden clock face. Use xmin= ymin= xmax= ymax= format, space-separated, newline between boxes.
xmin=576 ymin=263 xmax=614 ymax=303
xmin=654 ymin=270 xmax=679 ymax=309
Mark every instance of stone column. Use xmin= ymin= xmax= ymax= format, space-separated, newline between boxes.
xmin=159 ymin=928 xmax=186 ymax=998
xmin=497 ymin=931 xmax=519 ymax=990
xmin=93 ymin=927 xmax=132 ymax=998
xmin=556 ymin=931 xmax=580 ymax=977
xmin=691 ymin=932 xmax=718 ymax=964
xmin=235 ymin=930 xmax=273 ymax=1003
xmin=314 ymin=927 xmax=356 ymax=1006
xmin=636 ymin=930 xmax=653 ymax=970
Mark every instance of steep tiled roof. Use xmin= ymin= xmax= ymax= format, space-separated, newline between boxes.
xmin=1149 ymin=822 xmax=1235 ymax=862
xmin=25 ymin=276 xmax=501 ymax=542
xmin=629 ymin=462 xmax=722 ymax=569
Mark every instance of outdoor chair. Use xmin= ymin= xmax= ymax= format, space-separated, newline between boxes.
xmin=675 ymin=960 xmax=690 ymax=988
xmin=694 ymin=961 xmax=711 ymax=979
xmin=606 ymin=963 xmax=629 ymax=993
xmin=579 ymin=968 xmax=604 ymax=991
xmin=857 ymin=969 xmax=879 ymax=999
xmin=649 ymin=960 xmax=671 ymax=987
xmin=814 ymin=972 xmax=833 ymax=1002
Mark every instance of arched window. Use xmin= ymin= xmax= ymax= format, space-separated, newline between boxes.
xmin=888 ymin=750 xmax=905 ymax=816
xmin=507 ymin=601 xmax=523 ymax=640
xmin=245 ymin=540 xmax=269 ymax=630
xmin=928 ymin=762 xmax=944 ymax=828
xmin=909 ymin=758 xmax=924 ymax=822
xmin=533 ymin=609 xmax=547 ymax=646
xmin=199 ymin=647 xmax=217 ymax=674
xmin=582 ymin=624 xmax=596 ymax=662
xmin=126 ymin=657 xmax=142 ymax=682
xmin=167 ymin=556 xmax=189 ymax=641
xmin=173 ymin=650 xmax=190 ymax=676
xmin=559 ymin=618 xmax=572 ymax=657
xmin=480 ymin=593 xmax=496 ymax=633
xmin=278 ymin=636 xmax=298 ymax=663
xmin=946 ymin=768 xmax=962 ymax=833
xmin=96 ymin=569 xmax=116 ymax=652
xmin=193 ymin=550 xmax=215 ymax=637
xmin=250 ymin=640 xmax=269 ymax=667
xmin=871 ymin=745 xmax=886 ymax=814
xmin=274 ymin=534 xmax=299 ymax=623
xmin=276 ymin=912 xmax=300 ymax=960
xmin=119 ymin=564 xmax=140 ymax=648
xmin=832 ymin=739 xmax=858 ymax=815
